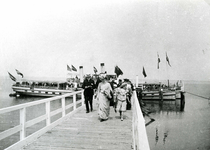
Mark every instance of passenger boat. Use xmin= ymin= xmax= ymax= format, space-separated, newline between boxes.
xmin=136 ymin=82 xmax=184 ymax=101
xmin=10 ymin=79 xmax=82 ymax=97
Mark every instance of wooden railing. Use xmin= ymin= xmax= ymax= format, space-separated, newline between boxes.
xmin=0 ymin=90 xmax=84 ymax=150
xmin=132 ymin=90 xmax=150 ymax=150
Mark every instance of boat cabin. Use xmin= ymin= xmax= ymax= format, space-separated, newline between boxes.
xmin=14 ymin=79 xmax=72 ymax=90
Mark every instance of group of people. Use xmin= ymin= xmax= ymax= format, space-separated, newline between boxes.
xmin=82 ymin=73 xmax=134 ymax=122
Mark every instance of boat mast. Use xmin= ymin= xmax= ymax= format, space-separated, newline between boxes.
xmin=166 ymin=52 xmax=170 ymax=88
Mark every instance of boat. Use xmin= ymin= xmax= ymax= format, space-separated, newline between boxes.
xmin=11 ymin=79 xmax=82 ymax=97
xmin=135 ymin=53 xmax=185 ymax=101
xmin=136 ymin=82 xmax=183 ymax=101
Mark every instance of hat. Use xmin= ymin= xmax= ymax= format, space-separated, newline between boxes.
xmin=99 ymin=73 xmax=106 ymax=79
xmin=120 ymin=83 xmax=127 ymax=88
xmin=86 ymin=73 xmax=91 ymax=77
xmin=124 ymin=78 xmax=129 ymax=82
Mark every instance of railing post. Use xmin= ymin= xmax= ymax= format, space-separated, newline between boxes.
xmin=45 ymin=101 xmax=50 ymax=126
xmin=62 ymin=97 xmax=65 ymax=117
xmin=136 ymin=75 xmax=139 ymax=87
xmin=81 ymin=93 xmax=85 ymax=106
xmin=20 ymin=107 xmax=26 ymax=140
xmin=73 ymin=94 xmax=76 ymax=110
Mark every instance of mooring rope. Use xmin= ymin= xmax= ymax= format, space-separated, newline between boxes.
xmin=185 ymin=91 xmax=210 ymax=100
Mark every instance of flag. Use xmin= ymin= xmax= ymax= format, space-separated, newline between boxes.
xmin=114 ymin=65 xmax=123 ymax=77
xmin=157 ymin=53 xmax=161 ymax=69
xmin=142 ymin=66 xmax=147 ymax=77
xmin=67 ymin=65 xmax=71 ymax=71
xmin=93 ymin=66 xmax=97 ymax=74
xmin=71 ymin=65 xmax=77 ymax=71
xmin=166 ymin=52 xmax=171 ymax=67
xmin=8 ymin=72 xmax=16 ymax=82
xmin=15 ymin=69 xmax=24 ymax=78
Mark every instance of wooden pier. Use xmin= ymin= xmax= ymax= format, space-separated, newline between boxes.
xmin=0 ymin=90 xmax=150 ymax=150
xmin=23 ymin=101 xmax=133 ymax=150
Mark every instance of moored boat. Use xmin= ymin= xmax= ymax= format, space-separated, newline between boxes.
xmin=136 ymin=82 xmax=183 ymax=101
xmin=11 ymin=79 xmax=82 ymax=97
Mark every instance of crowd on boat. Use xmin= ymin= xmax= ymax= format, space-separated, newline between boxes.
xmin=82 ymin=72 xmax=134 ymax=122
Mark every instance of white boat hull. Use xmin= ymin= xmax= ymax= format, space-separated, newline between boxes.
xmin=12 ymin=86 xmax=80 ymax=97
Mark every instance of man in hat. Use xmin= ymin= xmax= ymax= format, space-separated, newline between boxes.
xmin=82 ymin=73 xmax=95 ymax=113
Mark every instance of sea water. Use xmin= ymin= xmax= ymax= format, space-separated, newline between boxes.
xmin=0 ymin=77 xmax=210 ymax=150
xmin=144 ymin=80 xmax=210 ymax=150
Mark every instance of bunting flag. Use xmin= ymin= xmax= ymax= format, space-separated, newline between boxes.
xmin=142 ymin=66 xmax=147 ymax=78
xmin=114 ymin=65 xmax=123 ymax=77
xmin=157 ymin=53 xmax=161 ymax=69
xmin=93 ymin=66 xmax=98 ymax=74
xmin=67 ymin=65 xmax=71 ymax=71
xmin=71 ymin=65 xmax=77 ymax=71
xmin=15 ymin=69 xmax=24 ymax=78
xmin=8 ymin=72 xmax=16 ymax=82
xmin=166 ymin=52 xmax=171 ymax=67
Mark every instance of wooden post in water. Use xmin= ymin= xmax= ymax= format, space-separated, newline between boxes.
xmin=180 ymin=91 xmax=185 ymax=111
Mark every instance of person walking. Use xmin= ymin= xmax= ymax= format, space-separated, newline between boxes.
xmin=82 ymin=73 xmax=95 ymax=113
xmin=96 ymin=73 xmax=113 ymax=122
xmin=115 ymin=83 xmax=127 ymax=121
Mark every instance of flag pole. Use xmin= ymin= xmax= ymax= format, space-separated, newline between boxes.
xmin=157 ymin=52 xmax=160 ymax=83
xmin=166 ymin=52 xmax=169 ymax=87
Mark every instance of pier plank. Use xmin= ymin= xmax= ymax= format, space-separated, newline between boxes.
xmin=22 ymin=101 xmax=133 ymax=150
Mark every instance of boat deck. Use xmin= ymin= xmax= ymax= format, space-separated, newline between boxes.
xmin=22 ymin=101 xmax=133 ymax=150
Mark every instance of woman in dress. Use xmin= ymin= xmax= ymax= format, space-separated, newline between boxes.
xmin=96 ymin=73 xmax=113 ymax=122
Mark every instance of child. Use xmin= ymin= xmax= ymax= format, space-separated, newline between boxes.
xmin=115 ymin=83 xmax=127 ymax=121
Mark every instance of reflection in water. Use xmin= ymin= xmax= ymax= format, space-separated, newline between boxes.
xmin=155 ymin=127 xmax=159 ymax=145
xmin=143 ymin=99 xmax=185 ymax=114
xmin=141 ymin=99 xmax=186 ymax=149
xmin=143 ymin=100 xmax=185 ymax=147
xmin=155 ymin=127 xmax=169 ymax=145
xmin=163 ymin=130 xmax=169 ymax=145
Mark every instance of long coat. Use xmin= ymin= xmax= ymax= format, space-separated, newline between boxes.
xmin=82 ymin=78 xmax=95 ymax=97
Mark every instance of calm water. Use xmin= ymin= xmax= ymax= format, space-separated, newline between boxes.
xmin=0 ymin=77 xmax=210 ymax=150
xmin=144 ymin=81 xmax=210 ymax=150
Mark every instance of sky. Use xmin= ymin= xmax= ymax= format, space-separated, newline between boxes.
xmin=0 ymin=0 xmax=210 ymax=81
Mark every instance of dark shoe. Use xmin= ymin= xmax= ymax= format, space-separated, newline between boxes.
xmin=91 ymin=109 xmax=93 ymax=112
xmin=86 ymin=111 xmax=89 ymax=113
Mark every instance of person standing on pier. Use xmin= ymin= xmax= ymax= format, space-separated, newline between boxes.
xmin=82 ymin=73 xmax=95 ymax=113
xmin=96 ymin=73 xmax=113 ymax=122
xmin=123 ymin=79 xmax=133 ymax=110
